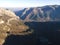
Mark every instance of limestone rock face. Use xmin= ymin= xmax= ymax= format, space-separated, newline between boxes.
xmin=0 ymin=8 xmax=32 ymax=45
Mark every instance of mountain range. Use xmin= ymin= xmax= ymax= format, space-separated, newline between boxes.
xmin=13 ymin=5 xmax=60 ymax=22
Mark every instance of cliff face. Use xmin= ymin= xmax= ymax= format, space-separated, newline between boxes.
xmin=0 ymin=8 xmax=33 ymax=45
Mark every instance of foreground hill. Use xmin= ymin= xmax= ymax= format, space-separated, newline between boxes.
xmin=0 ymin=8 xmax=33 ymax=45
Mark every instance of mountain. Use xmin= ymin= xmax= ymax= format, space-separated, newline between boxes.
xmin=0 ymin=8 xmax=33 ymax=45
xmin=14 ymin=5 xmax=60 ymax=22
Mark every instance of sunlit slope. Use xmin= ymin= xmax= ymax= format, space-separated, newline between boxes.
xmin=0 ymin=8 xmax=33 ymax=45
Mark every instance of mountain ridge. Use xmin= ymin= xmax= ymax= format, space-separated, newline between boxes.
xmin=14 ymin=5 xmax=60 ymax=22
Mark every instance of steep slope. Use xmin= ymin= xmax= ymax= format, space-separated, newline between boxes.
xmin=15 ymin=5 xmax=60 ymax=22
xmin=0 ymin=8 xmax=33 ymax=45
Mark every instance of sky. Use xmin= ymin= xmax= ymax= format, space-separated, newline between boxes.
xmin=0 ymin=0 xmax=60 ymax=8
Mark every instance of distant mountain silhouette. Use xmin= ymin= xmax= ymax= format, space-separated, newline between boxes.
xmin=14 ymin=5 xmax=60 ymax=22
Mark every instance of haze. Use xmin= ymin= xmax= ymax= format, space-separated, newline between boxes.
xmin=0 ymin=0 xmax=60 ymax=7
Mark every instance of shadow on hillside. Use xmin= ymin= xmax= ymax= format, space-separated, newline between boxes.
xmin=3 ymin=22 xmax=60 ymax=45
xmin=3 ymin=34 xmax=39 ymax=45
xmin=24 ymin=22 xmax=60 ymax=45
